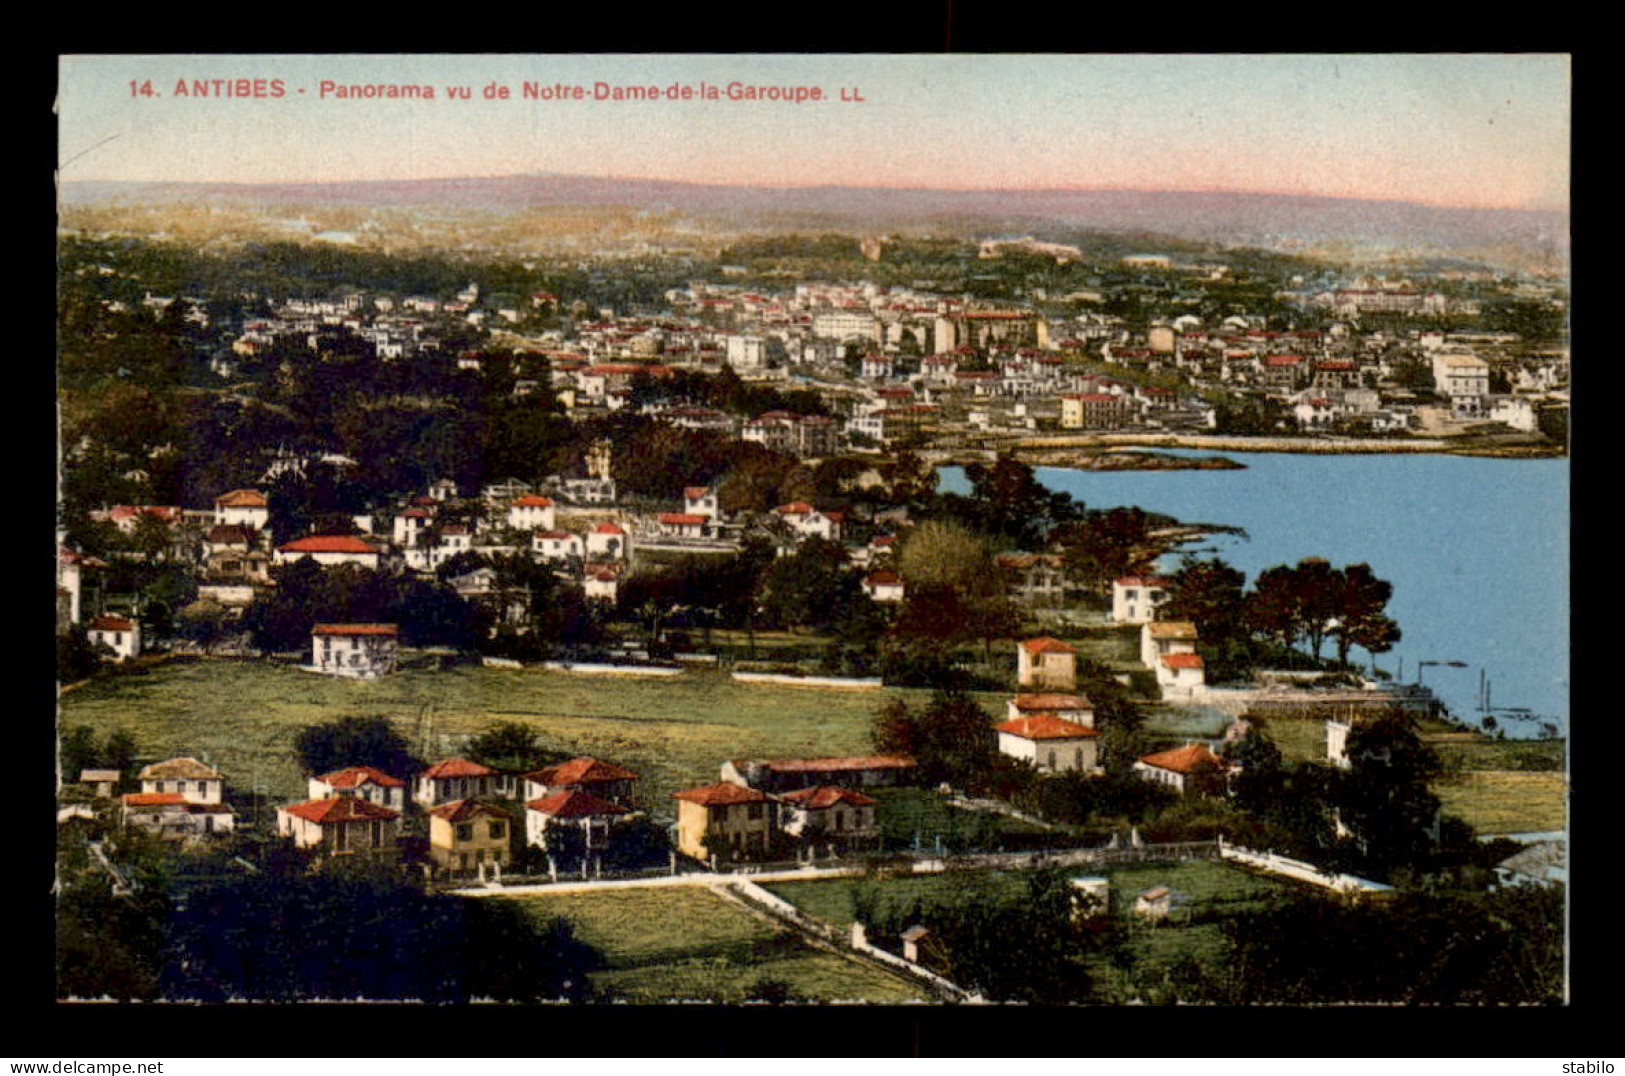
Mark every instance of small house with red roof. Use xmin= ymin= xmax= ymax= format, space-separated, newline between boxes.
xmin=862 ymin=569 xmax=905 ymax=604
xmin=427 ymin=799 xmax=514 ymax=875
xmin=121 ymin=792 xmax=235 ymax=839
xmin=683 ymin=486 xmax=719 ymax=520
xmin=521 ymin=757 xmax=639 ymax=807
xmin=310 ymin=623 xmax=398 ymax=680
xmin=996 ymin=714 xmax=1102 ymax=775
xmin=213 ymin=489 xmax=269 ymax=530
xmin=1017 ymin=637 xmax=1077 ymax=692
xmin=532 ymin=529 xmax=584 ymax=564
xmin=657 ymin=512 xmax=709 ymax=540
xmin=1133 ymin=742 xmax=1229 ymax=795
xmin=277 ymin=796 xmax=401 ymax=858
xmin=1140 ymin=621 xmax=1204 ymax=694
xmin=721 ymin=755 xmax=917 ymax=794
xmin=1112 ymin=576 xmax=1171 ymax=625
xmin=525 ymin=788 xmax=632 ymax=854
xmin=508 ymin=495 xmax=557 ymax=533
xmin=672 ymin=782 xmax=774 ymax=863
xmin=139 ymin=757 xmax=224 ymax=804
xmin=87 ymin=614 xmax=141 ymax=662
xmin=308 ymin=765 xmax=408 ymax=812
xmin=1159 ymin=651 xmax=1207 ymax=695
xmin=275 ymin=534 xmax=380 ymax=570
xmin=583 ymin=564 xmax=620 ymax=602
xmin=1006 ymin=693 xmax=1094 ymax=727
xmin=415 ymin=757 xmax=503 ymax=808
xmin=775 ymin=786 xmax=879 ymax=847
xmin=775 ymin=502 xmax=842 ymax=542
xmin=585 ymin=522 xmax=628 ymax=561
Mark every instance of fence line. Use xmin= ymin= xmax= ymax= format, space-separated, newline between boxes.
xmin=1217 ymin=838 xmax=1392 ymax=895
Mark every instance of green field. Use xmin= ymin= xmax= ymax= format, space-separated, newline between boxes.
xmin=1434 ymin=771 xmax=1567 ymax=835
xmin=502 ymin=886 xmax=926 ymax=1002
xmin=56 ymin=656 xmax=1005 ymax=817
xmin=764 ymin=858 xmax=1300 ymax=1003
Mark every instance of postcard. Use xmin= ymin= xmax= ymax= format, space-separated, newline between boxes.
xmin=54 ymin=53 xmax=1569 ymax=1008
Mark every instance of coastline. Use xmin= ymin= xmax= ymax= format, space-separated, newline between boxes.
xmin=928 ymin=431 xmax=1565 ymax=469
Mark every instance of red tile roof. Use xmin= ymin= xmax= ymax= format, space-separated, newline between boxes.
xmin=1146 ymin=621 xmax=1199 ymax=639
xmin=1138 ymin=743 xmax=1224 ymax=774
xmin=513 ymin=496 xmax=555 ymax=507
xmin=528 ymin=788 xmax=629 ymax=818
xmin=1012 ymin=693 xmax=1093 ymax=712
xmin=316 ymin=765 xmax=406 ymax=789
xmin=778 ymin=785 xmax=877 ymax=810
xmin=673 ymin=782 xmax=771 ymax=806
xmin=214 ymin=489 xmax=268 ymax=507
xmin=1020 ymin=636 xmax=1076 ymax=655
xmin=281 ymin=797 xmax=401 ymax=823
xmin=659 ymin=513 xmax=708 ymax=526
xmin=122 ymin=792 xmax=187 ymax=807
xmin=996 ymin=715 xmax=1098 ymax=740
xmin=1115 ymin=575 xmax=1170 ymax=588
xmin=279 ymin=535 xmax=376 ymax=554
xmin=87 ymin=614 xmax=136 ymax=632
xmin=593 ymin=523 xmax=626 ymax=535
xmin=526 ymin=757 xmax=639 ymax=788
xmin=751 ymin=756 xmax=916 ymax=775
xmin=312 ymin=623 xmax=399 ymax=637
xmin=427 ymin=798 xmax=509 ymax=822
xmin=421 ymin=758 xmax=496 ymax=779
xmin=1162 ymin=653 xmax=1205 ymax=670
xmin=683 ymin=487 xmax=712 ymax=500
xmin=864 ymin=570 xmax=902 ymax=587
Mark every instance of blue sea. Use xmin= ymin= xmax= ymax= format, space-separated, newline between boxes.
xmin=941 ymin=450 xmax=1569 ymax=735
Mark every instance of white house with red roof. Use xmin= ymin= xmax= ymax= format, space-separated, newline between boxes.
xmin=508 ymin=495 xmax=557 ymax=533
xmin=275 ymin=534 xmax=381 ymax=569
xmin=583 ymin=564 xmax=621 ymax=602
xmin=996 ymin=714 xmax=1102 ymax=775
xmin=533 ymin=529 xmax=585 ymax=564
xmin=1134 ymin=742 xmax=1229 ymax=794
xmin=683 ymin=486 xmax=719 ymax=520
xmin=277 ymin=796 xmax=401 ymax=857
xmin=522 ymin=757 xmax=639 ymax=807
xmin=774 ymin=502 xmax=842 ymax=542
xmin=1112 ymin=576 xmax=1171 ymax=625
xmin=139 ymin=757 xmax=224 ymax=804
xmin=310 ymin=623 xmax=398 ymax=679
xmin=415 ymin=758 xmax=503 ymax=808
xmin=121 ymin=792 xmax=235 ymax=839
xmin=862 ymin=569 xmax=905 ymax=603
xmin=1017 ymin=637 xmax=1077 ymax=692
xmin=393 ymin=507 xmax=432 ymax=549
xmin=308 ymin=765 xmax=408 ymax=812
xmin=657 ymin=512 xmax=709 ymax=540
xmin=775 ymin=785 xmax=879 ymax=846
xmin=525 ymin=788 xmax=631 ymax=852
xmin=585 ymin=522 xmax=628 ymax=561
xmin=1006 ymin=693 xmax=1094 ymax=727
xmin=87 ymin=614 xmax=141 ymax=661
xmin=213 ymin=489 xmax=270 ymax=530
xmin=1140 ymin=621 xmax=1204 ymax=695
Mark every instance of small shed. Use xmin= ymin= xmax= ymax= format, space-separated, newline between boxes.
xmin=1134 ymin=885 xmax=1173 ymax=923
xmin=80 ymin=769 xmax=121 ymax=798
xmin=900 ymin=925 xmax=932 ymax=963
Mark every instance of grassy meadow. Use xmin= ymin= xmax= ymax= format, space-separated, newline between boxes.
xmin=1433 ymin=771 xmax=1567 ymax=835
xmin=502 ymin=886 xmax=926 ymax=1003
xmin=56 ymin=656 xmax=1005 ymax=816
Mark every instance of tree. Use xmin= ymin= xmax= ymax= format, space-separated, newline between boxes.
xmin=1333 ymin=709 xmax=1444 ymax=879
xmin=755 ymin=538 xmax=873 ymax=633
xmin=958 ymin=453 xmax=1082 ymax=548
xmin=870 ymin=690 xmax=997 ymax=789
xmin=465 ymin=721 xmax=568 ymax=776
xmin=1056 ymin=508 xmax=1154 ymax=590
xmin=1327 ymin=563 xmax=1400 ymax=668
xmin=177 ymin=598 xmax=231 ymax=653
xmin=294 ymin=715 xmax=419 ymax=779
xmin=1163 ymin=556 xmax=1247 ymax=645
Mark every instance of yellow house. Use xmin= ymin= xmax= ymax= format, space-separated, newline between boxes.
xmin=672 ymin=782 xmax=774 ymax=864
xmin=1017 ymin=636 xmax=1076 ymax=691
xmin=426 ymin=799 xmax=513 ymax=875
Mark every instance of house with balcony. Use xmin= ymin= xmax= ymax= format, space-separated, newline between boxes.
xmin=310 ymin=623 xmax=399 ymax=680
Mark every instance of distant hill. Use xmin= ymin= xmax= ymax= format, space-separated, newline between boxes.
xmin=60 ymin=174 xmax=1568 ymax=271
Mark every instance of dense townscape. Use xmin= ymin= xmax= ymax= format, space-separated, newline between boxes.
xmin=55 ymin=225 xmax=1567 ymax=1005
